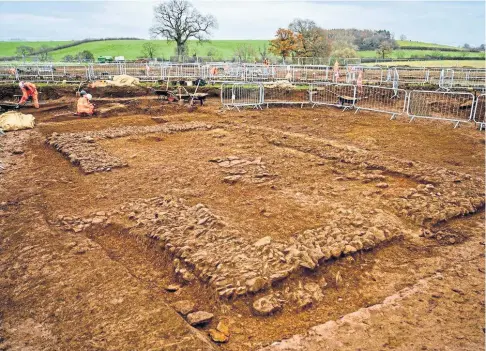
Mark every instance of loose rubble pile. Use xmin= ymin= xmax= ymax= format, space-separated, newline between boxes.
xmin=209 ymin=156 xmax=277 ymax=184
xmin=46 ymin=122 xmax=212 ymax=173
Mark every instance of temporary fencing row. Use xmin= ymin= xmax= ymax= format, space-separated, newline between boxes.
xmin=439 ymin=68 xmax=486 ymax=91
xmin=0 ymin=63 xmax=484 ymax=90
xmin=221 ymin=82 xmax=484 ymax=129
xmin=473 ymin=94 xmax=485 ymax=130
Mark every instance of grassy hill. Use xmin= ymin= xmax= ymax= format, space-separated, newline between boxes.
xmin=358 ymin=49 xmax=483 ymax=59
xmin=0 ymin=39 xmax=483 ymax=61
xmin=396 ymin=40 xmax=462 ymax=49
xmin=0 ymin=41 xmax=73 ymax=57
xmin=0 ymin=40 xmax=268 ymax=61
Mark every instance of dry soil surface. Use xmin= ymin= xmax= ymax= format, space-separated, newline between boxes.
xmin=0 ymin=92 xmax=484 ymax=351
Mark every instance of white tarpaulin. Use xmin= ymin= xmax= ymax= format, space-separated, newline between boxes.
xmin=109 ymin=75 xmax=140 ymax=86
xmin=0 ymin=111 xmax=35 ymax=131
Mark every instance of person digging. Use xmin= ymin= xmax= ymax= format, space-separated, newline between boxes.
xmin=16 ymin=81 xmax=39 ymax=109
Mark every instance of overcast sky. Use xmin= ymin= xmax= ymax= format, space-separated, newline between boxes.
xmin=0 ymin=1 xmax=484 ymax=46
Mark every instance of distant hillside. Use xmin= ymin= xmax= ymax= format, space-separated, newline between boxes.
xmin=0 ymin=41 xmax=73 ymax=57
xmin=396 ymin=40 xmax=462 ymax=50
xmin=0 ymin=39 xmax=483 ymax=62
xmin=0 ymin=40 xmax=268 ymax=61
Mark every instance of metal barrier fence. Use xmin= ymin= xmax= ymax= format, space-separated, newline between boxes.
xmin=293 ymin=65 xmax=330 ymax=83
xmin=439 ymin=68 xmax=486 ymax=91
xmin=354 ymin=85 xmax=408 ymax=119
xmin=262 ymin=83 xmax=310 ymax=107
xmin=220 ymin=82 xmax=264 ymax=111
xmin=219 ymin=81 xmax=483 ymax=130
xmin=406 ymin=90 xmax=475 ymax=128
xmin=473 ymin=94 xmax=485 ymax=130
xmin=309 ymin=83 xmax=356 ymax=110
xmin=0 ymin=62 xmax=485 ymax=91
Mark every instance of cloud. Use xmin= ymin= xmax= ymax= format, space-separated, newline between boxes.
xmin=0 ymin=13 xmax=71 ymax=24
xmin=0 ymin=1 xmax=484 ymax=46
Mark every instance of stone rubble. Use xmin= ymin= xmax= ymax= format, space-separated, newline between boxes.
xmin=55 ymin=195 xmax=406 ymax=301
xmin=46 ymin=122 xmax=213 ymax=173
xmin=172 ymin=300 xmax=196 ymax=316
xmin=210 ymin=156 xmax=277 ymax=184
xmin=208 ymin=321 xmax=230 ymax=343
xmin=186 ymin=311 xmax=214 ymax=326
xmin=252 ymin=294 xmax=283 ymax=316
xmin=164 ymin=284 xmax=181 ymax=292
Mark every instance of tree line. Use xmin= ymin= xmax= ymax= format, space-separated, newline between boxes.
xmin=5 ymin=0 xmax=485 ymax=63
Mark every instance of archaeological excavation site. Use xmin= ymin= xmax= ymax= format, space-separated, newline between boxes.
xmin=0 ymin=78 xmax=484 ymax=351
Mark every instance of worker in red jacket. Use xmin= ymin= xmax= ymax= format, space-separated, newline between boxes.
xmin=17 ymin=81 xmax=39 ymax=108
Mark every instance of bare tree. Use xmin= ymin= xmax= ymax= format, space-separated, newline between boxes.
xmin=142 ymin=42 xmax=158 ymax=59
xmin=399 ymin=34 xmax=407 ymax=41
xmin=150 ymin=0 xmax=217 ymax=56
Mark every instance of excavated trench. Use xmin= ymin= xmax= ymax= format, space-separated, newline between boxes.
xmin=1 ymin=87 xmax=484 ymax=350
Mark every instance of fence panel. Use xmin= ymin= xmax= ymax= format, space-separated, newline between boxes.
xmin=394 ymin=67 xmax=427 ymax=85
xmin=207 ymin=63 xmax=243 ymax=82
xmin=425 ymin=67 xmax=443 ymax=85
xmin=124 ymin=62 xmax=159 ymax=81
xmin=15 ymin=64 xmax=43 ymax=82
xmin=262 ymin=83 xmax=310 ymax=107
xmin=473 ymin=94 xmax=485 ymax=130
xmin=354 ymin=85 xmax=407 ymax=119
xmin=451 ymin=69 xmax=486 ymax=90
xmin=292 ymin=65 xmax=330 ymax=83
xmin=88 ymin=63 xmax=125 ymax=80
xmin=221 ymin=82 xmax=264 ymax=111
xmin=439 ymin=69 xmax=454 ymax=90
xmin=61 ymin=64 xmax=89 ymax=82
xmin=161 ymin=63 xmax=203 ymax=80
xmin=407 ymin=90 xmax=474 ymax=127
xmin=362 ymin=67 xmax=384 ymax=85
xmin=0 ymin=65 xmax=18 ymax=81
xmin=310 ymin=83 xmax=357 ymax=110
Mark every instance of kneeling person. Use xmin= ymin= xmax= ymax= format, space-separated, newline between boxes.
xmin=76 ymin=91 xmax=95 ymax=116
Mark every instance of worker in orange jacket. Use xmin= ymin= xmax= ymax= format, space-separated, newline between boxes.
xmin=17 ymin=81 xmax=39 ymax=108
xmin=76 ymin=91 xmax=95 ymax=116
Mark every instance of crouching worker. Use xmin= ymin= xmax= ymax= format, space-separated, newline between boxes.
xmin=76 ymin=91 xmax=95 ymax=116
xmin=17 ymin=81 xmax=39 ymax=108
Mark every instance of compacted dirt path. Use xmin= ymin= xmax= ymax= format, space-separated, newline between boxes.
xmin=0 ymin=92 xmax=484 ymax=350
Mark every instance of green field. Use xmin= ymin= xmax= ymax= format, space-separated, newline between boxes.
xmin=0 ymin=41 xmax=73 ymax=57
xmin=359 ymin=49 xmax=483 ymax=59
xmin=396 ymin=40 xmax=462 ymax=49
xmin=0 ymin=39 xmax=483 ymax=62
xmin=365 ymin=60 xmax=486 ymax=68
xmin=0 ymin=40 xmax=268 ymax=61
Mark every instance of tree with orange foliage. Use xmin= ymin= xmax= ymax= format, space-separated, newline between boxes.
xmin=269 ymin=28 xmax=303 ymax=61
